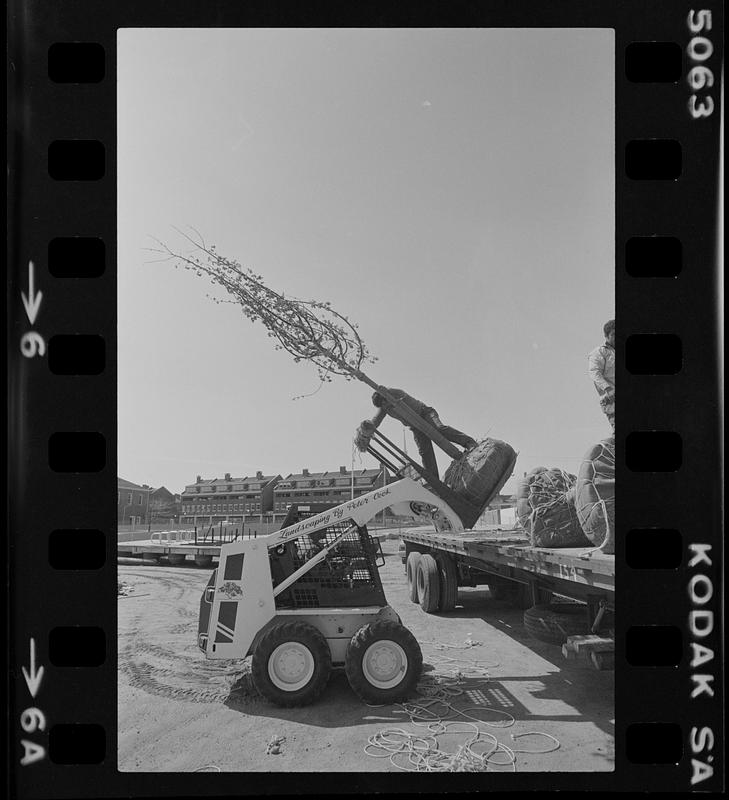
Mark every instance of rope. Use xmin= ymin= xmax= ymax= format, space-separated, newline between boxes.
xmin=363 ymin=639 xmax=561 ymax=771
xmin=575 ymin=440 xmax=615 ymax=550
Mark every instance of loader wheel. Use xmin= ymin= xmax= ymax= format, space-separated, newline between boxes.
xmin=406 ymin=552 xmax=422 ymax=603
xmin=435 ymin=553 xmax=458 ymax=612
xmin=345 ymin=620 xmax=423 ymax=704
xmin=416 ymin=554 xmax=441 ymax=613
xmin=523 ymin=602 xmax=590 ymax=645
xmin=251 ymin=621 xmax=331 ymax=707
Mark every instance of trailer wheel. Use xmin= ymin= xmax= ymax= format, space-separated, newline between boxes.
xmin=406 ymin=552 xmax=422 ymax=603
xmin=523 ymin=602 xmax=590 ymax=645
xmin=251 ymin=621 xmax=331 ymax=707
xmin=416 ymin=554 xmax=441 ymax=613
xmin=435 ymin=553 xmax=458 ymax=612
xmin=345 ymin=620 xmax=422 ymax=704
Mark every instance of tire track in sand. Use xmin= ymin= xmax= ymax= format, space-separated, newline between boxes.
xmin=119 ymin=565 xmax=249 ymax=704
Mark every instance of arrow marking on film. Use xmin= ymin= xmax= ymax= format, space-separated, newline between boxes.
xmin=21 ymin=261 xmax=43 ymax=325
xmin=21 ymin=638 xmax=44 ymax=699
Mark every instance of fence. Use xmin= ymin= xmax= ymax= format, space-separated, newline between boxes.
xmin=117 ymin=514 xmax=423 ymax=544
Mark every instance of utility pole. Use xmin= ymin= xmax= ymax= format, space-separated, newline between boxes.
xmin=350 ymin=452 xmax=355 ymax=500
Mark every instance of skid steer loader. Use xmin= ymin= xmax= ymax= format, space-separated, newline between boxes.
xmin=197 ymin=430 xmax=502 ymax=707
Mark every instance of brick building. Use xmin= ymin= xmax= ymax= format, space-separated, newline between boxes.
xmin=117 ymin=477 xmax=152 ymax=524
xmin=272 ymin=466 xmax=386 ymax=519
xmin=179 ymin=471 xmax=281 ymax=524
xmin=149 ymin=486 xmax=181 ymax=523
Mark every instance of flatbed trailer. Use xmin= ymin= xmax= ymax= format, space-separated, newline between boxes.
xmin=401 ymin=528 xmax=614 ymax=606
xmin=400 ymin=528 xmax=615 ymax=667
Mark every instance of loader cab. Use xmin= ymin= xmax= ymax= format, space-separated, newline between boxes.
xmin=270 ymin=504 xmax=387 ymax=609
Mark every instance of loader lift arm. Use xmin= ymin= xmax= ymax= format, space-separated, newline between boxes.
xmin=364 ymin=428 xmax=483 ymax=529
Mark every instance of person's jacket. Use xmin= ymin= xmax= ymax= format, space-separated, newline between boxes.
xmin=372 ymin=388 xmax=431 ymax=428
xmin=587 ymin=344 xmax=615 ymax=395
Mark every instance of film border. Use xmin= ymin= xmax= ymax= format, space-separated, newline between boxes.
xmin=7 ymin=0 xmax=724 ymax=795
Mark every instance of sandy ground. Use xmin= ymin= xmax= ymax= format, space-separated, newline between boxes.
xmin=118 ymin=539 xmax=614 ymax=773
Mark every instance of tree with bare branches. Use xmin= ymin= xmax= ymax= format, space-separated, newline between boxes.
xmin=151 ymin=229 xmax=462 ymax=460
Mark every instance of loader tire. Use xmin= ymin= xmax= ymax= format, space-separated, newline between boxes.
xmin=416 ymin=554 xmax=441 ymax=613
xmin=435 ymin=553 xmax=458 ymax=612
xmin=523 ymin=602 xmax=590 ymax=645
xmin=406 ymin=552 xmax=422 ymax=603
xmin=251 ymin=621 xmax=331 ymax=707
xmin=345 ymin=620 xmax=423 ymax=705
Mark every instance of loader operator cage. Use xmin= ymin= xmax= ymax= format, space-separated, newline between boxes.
xmin=270 ymin=505 xmax=387 ymax=609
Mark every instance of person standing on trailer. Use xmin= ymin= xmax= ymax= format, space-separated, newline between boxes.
xmin=362 ymin=388 xmax=478 ymax=479
xmin=588 ymin=319 xmax=615 ymax=431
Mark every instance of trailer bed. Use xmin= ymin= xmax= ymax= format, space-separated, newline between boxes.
xmin=400 ymin=528 xmax=614 ymax=602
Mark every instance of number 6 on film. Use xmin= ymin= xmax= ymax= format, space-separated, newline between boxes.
xmin=20 ymin=331 xmax=46 ymax=358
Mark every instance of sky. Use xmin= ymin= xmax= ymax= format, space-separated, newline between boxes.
xmin=118 ymin=28 xmax=614 ymax=495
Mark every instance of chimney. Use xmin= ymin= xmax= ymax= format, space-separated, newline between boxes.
xmin=224 ymin=472 xmax=231 ymax=481
xmin=196 ymin=475 xmax=202 ymax=483
xmin=256 ymin=470 xmax=263 ymax=479
xmin=302 ymin=468 xmax=309 ymax=477
xmin=340 ymin=466 xmax=347 ymax=474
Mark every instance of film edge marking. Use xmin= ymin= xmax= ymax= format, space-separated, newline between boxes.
xmin=687 ymin=543 xmax=717 ymax=786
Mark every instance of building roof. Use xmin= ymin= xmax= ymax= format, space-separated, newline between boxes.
xmin=181 ymin=473 xmax=280 ymax=493
xmin=150 ymin=485 xmax=176 ymax=498
xmin=274 ymin=467 xmax=383 ymax=490
xmin=118 ymin=477 xmax=151 ymax=490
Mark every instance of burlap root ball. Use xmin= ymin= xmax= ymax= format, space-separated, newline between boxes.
xmin=515 ymin=468 xmax=589 ymax=547
xmin=575 ymin=436 xmax=615 ymax=552
xmin=443 ymin=437 xmax=517 ymax=512
xmin=530 ymin=491 xmax=590 ymax=548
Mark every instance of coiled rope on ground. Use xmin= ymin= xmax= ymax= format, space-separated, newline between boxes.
xmin=363 ymin=638 xmax=561 ymax=772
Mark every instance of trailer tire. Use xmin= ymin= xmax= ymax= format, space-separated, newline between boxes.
xmin=251 ymin=621 xmax=331 ymax=707
xmin=406 ymin=552 xmax=422 ymax=603
xmin=416 ymin=554 xmax=441 ymax=613
xmin=523 ymin=603 xmax=590 ymax=645
xmin=345 ymin=620 xmax=423 ymax=704
xmin=435 ymin=553 xmax=458 ymax=612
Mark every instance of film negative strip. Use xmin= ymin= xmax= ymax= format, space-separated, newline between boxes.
xmin=8 ymin=1 xmax=723 ymax=795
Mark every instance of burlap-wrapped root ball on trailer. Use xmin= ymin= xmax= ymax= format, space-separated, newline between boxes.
xmin=443 ymin=437 xmax=517 ymax=515
xmin=530 ymin=486 xmax=589 ymax=548
xmin=515 ymin=468 xmax=590 ymax=547
xmin=575 ymin=436 xmax=615 ymax=553
xmin=516 ymin=467 xmax=573 ymax=528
